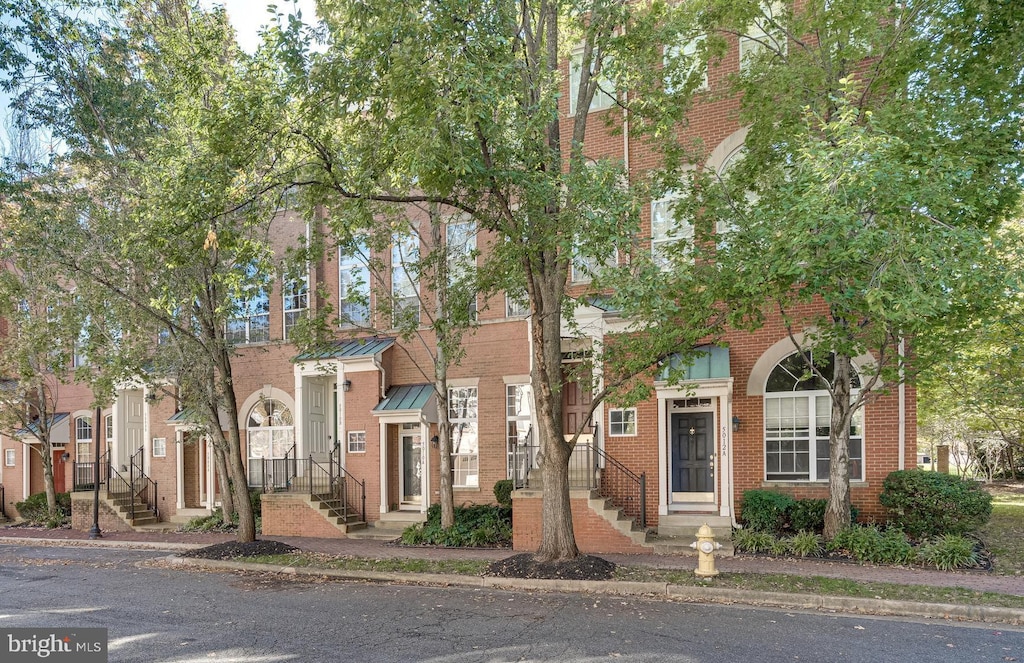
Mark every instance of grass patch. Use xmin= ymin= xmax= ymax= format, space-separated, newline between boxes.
xmin=244 ymin=552 xmax=490 ymax=576
xmin=979 ymin=492 xmax=1024 ymax=575
xmin=613 ymin=567 xmax=1024 ymax=610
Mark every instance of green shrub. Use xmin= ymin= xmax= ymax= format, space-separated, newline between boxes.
xmin=740 ymin=490 xmax=795 ymax=534
xmin=732 ymin=528 xmax=775 ymax=554
xmin=180 ymin=509 xmax=235 ymax=532
xmin=789 ymin=530 xmax=824 ymax=558
xmin=827 ymin=524 xmax=884 ymax=562
xmin=788 ymin=499 xmax=827 ymax=533
xmin=249 ymin=489 xmax=263 ymax=518
xmin=879 ymin=469 xmax=992 ymax=538
xmin=873 ymin=528 xmax=915 ymax=565
xmin=493 ymin=480 xmax=513 ymax=508
xmin=15 ymin=492 xmax=71 ymax=527
xmin=768 ymin=536 xmax=791 ymax=556
xmin=916 ymin=534 xmax=981 ymax=570
xmin=399 ymin=503 xmax=512 ymax=548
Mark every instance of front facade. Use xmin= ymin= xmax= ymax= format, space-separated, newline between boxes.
xmin=1 ymin=6 xmax=916 ymax=548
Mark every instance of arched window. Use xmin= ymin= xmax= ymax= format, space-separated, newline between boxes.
xmin=246 ymin=399 xmax=294 ymax=486
xmin=764 ymin=351 xmax=863 ymax=482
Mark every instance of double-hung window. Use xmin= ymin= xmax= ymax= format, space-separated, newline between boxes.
xmin=446 ymin=221 xmax=478 ymax=319
xmin=392 ymin=234 xmax=420 ymax=325
xmin=569 ymin=46 xmax=616 ymax=115
xmin=75 ymin=416 xmax=92 ymax=463
xmin=450 ymin=386 xmax=479 ymax=488
xmin=651 ymin=193 xmax=693 ymax=268
xmin=764 ymin=352 xmax=863 ymax=482
xmin=282 ymin=271 xmax=309 ymax=339
xmin=339 ymin=241 xmax=370 ymax=327
xmin=664 ymin=35 xmax=708 ymax=93
xmin=227 ymin=264 xmax=270 ymax=344
xmin=608 ymin=408 xmax=637 ymax=436
xmin=506 ymin=384 xmax=533 ymax=480
xmin=740 ymin=2 xmax=787 ymax=72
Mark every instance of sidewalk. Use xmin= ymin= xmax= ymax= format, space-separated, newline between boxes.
xmin=3 ymin=524 xmax=1023 ymax=598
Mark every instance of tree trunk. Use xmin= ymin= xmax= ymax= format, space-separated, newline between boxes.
xmin=40 ymin=442 xmax=58 ymax=517
xmin=215 ymin=349 xmax=255 ymax=543
xmin=532 ymin=262 xmax=579 ymax=562
xmin=823 ymin=352 xmax=854 ymax=540
xmin=433 ymin=210 xmax=455 ymax=530
xmin=211 ymin=441 xmax=234 ymax=522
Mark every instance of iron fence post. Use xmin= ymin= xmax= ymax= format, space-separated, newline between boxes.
xmin=639 ymin=472 xmax=647 ymax=530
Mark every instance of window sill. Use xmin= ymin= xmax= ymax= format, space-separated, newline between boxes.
xmin=761 ymin=480 xmax=869 ymax=488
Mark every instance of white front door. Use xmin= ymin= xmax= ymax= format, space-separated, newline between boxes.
xmin=307 ymin=378 xmax=329 ymax=459
xmin=123 ymin=390 xmax=144 ymax=470
xmin=399 ymin=423 xmax=422 ymax=509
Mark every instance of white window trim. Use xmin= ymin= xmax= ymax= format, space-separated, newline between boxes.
xmin=450 ymin=386 xmax=479 ymax=488
xmin=282 ymin=272 xmax=309 ymax=340
xmin=608 ymin=408 xmax=638 ymax=437
xmin=651 ymin=193 xmax=693 ymax=268
xmin=4 ymin=449 xmax=14 ymax=467
xmin=152 ymin=437 xmax=167 ymax=458
xmin=569 ymin=45 xmax=616 ymax=116
xmin=740 ymin=2 xmax=787 ymax=72
xmin=347 ymin=430 xmax=366 ymax=454
xmin=763 ymin=390 xmax=864 ymax=483
xmin=339 ymin=243 xmax=371 ymax=327
xmin=391 ymin=234 xmax=421 ymax=325
xmin=664 ymin=35 xmax=708 ymax=93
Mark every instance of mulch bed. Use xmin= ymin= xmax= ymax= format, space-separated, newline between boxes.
xmin=180 ymin=540 xmax=298 ymax=560
xmin=486 ymin=553 xmax=616 ymax=580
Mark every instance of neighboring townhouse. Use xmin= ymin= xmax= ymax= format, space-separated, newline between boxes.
xmin=1 ymin=6 xmax=915 ymax=553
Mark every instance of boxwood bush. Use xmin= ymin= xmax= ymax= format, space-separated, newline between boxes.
xmin=739 ymin=490 xmax=795 ymax=534
xmin=879 ymin=469 xmax=992 ymax=538
xmin=400 ymin=503 xmax=512 ymax=547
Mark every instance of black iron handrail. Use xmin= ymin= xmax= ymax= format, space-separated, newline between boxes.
xmin=305 ymin=450 xmax=366 ymax=524
xmin=509 ymin=437 xmax=647 ymax=530
xmin=260 ymin=443 xmax=298 ymax=493
xmin=0 ymin=484 xmax=5 ymax=519
xmin=72 ymin=450 xmax=110 ymax=492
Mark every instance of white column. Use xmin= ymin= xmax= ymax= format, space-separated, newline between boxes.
xmin=293 ymin=369 xmax=305 ymax=461
xmin=379 ymin=419 xmax=388 ymax=513
xmin=338 ymin=364 xmax=347 ymax=466
xmin=22 ymin=443 xmax=30 ymax=500
xmin=420 ymin=420 xmax=430 ymax=514
xmin=175 ymin=429 xmax=184 ymax=510
xmin=657 ymin=395 xmax=668 ymax=516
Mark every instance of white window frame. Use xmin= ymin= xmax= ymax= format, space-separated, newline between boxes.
xmin=75 ymin=416 xmax=93 ymax=463
xmin=5 ymin=448 xmax=15 ymax=466
xmin=450 ymin=386 xmax=479 ymax=488
xmin=446 ymin=220 xmax=478 ymax=318
xmin=740 ymin=2 xmax=787 ymax=72
xmin=651 ymin=193 xmax=693 ymax=268
xmin=246 ymin=399 xmax=295 ymax=487
xmin=152 ymin=437 xmax=167 ymax=458
xmin=764 ymin=393 xmax=863 ymax=482
xmin=664 ymin=35 xmax=708 ymax=93
xmin=391 ymin=233 xmax=420 ymax=325
xmin=282 ymin=271 xmax=309 ymax=340
xmin=339 ymin=242 xmax=370 ymax=327
xmin=348 ymin=430 xmax=366 ymax=454
xmin=226 ymin=268 xmax=270 ymax=345
xmin=569 ymin=46 xmax=616 ymax=116
xmin=506 ymin=384 xmax=533 ymax=479
xmin=505 ymin=290 xmax=530 ymax=318
xmin=608 ymin=408 xmax=638 ymax=437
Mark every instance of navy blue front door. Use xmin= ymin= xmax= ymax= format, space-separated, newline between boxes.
xmin=671 ymin=412 xmax=714 ymax=495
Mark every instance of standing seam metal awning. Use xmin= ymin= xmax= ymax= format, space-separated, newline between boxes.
xmin=659 ymin=345 xmax=731 ymax=381
xmin=293 ymin=337 xmax=395 ymax=362
xmin=16 ymin=412 xmax=70 ymax=438
xmin=372 ymin=384 xmax=434 ymax=414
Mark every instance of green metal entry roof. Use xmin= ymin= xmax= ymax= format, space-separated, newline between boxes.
xmin=373 ymin=384 xmax=434 ymax=413
xmin=660 ymin=345 xmax=731 ymax=382
xmin=17 ymin=412 xmax=70 ymax=437
xmin=167 ymin=408 xmax=201 ymax=425
xmin=294 ymin=337 xmax=395 ymax=362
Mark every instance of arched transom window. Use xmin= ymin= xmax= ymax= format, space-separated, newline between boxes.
xmin=764 ymin=351 xmax=863 ymax=482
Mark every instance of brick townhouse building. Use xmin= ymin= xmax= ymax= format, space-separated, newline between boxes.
xmin=0 ymin=6 xmax=915 ymax=553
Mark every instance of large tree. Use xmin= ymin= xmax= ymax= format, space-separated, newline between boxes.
xmin=0 ymin=0 xmax=289 ymax=541
xmin=681 ymin=0 xmax=1024 ymax=538
xmin=275 ymin=0 xmax=719 ymax=561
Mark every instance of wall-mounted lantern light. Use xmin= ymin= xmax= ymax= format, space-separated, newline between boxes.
xmin=342 ymin=379 xmax=352 ymax=392
xmin=732 ymin=416 xmax=741 ymax=433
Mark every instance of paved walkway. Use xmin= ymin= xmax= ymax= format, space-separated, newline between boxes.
xmin=2 ymin=525 xmax=1023 ymax=597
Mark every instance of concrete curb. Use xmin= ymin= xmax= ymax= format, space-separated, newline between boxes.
xmin=167 ymin=555 xmax=1024 ymax=625
xmin=0 ymin=536 xmax=206 ymax=552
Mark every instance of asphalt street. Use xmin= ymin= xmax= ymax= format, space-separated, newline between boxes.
xmin=1 ymin=544 xmax=1022 ymax=663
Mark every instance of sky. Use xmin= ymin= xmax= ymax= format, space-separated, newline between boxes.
xmin=207 ymin=0 xmax=317 ymax=53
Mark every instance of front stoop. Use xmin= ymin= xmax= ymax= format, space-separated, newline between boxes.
xmin=309 ymin=494 xmax=367 ymax=534
xmin=586 ymin=493 xmax=649 ymax=549
xmin=347 ymin=511 xmax=425 ymax=541
xmin=108 ymin=494 xmax=160 ymax=529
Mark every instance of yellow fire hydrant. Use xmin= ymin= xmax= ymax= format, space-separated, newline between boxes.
xmin=690 ymin=523 xmax=723 ymax=578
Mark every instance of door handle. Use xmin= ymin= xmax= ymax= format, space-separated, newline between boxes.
xmin=709 ymin=453 xmax=715 ymax=473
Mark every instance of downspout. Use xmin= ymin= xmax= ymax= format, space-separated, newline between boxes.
xmin=728 ymin=392 xmax=741 ymax=529
xmin=898 ymin=338 xmax=906 ymax=470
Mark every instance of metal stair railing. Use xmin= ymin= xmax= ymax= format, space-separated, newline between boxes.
xmin=106 ymin=446 xmax=159 ymax=523
xmin=508 ymin=427 xmax=535 ymax=490
xmin=261 ymin=443 xmax=298 ymax=493
xmin=72 ymin=451 xmax=110 ymax=492
xmin=511 ymin=431 xmax=647 ymax=531
xmin=0 ymin=484 xmax=5 ymax=519
xmin=304 ymin=447 xmax=366 ymax=524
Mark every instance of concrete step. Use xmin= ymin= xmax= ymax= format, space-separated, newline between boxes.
xmin=345 ymin=527 xmax=402 ymax=541
xmin=656 ymin=514 xmax=733 ymax=539
xmin=644 ymin=533 xmax=735 ymax=556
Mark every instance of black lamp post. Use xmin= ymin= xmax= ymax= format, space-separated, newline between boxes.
xmin=88 ymin=405 xmax=102 ymax=539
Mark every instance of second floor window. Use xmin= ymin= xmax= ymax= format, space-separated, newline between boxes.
xmin=447 ymin=220 xmax=478 ymax=318
xmin=227 ymin=288 xmax=270 ymax=345
xmin=283 ymin=272 xmax=309 ymax=340
xmin=392 ymin=234 xmax=420 ymax=326
xmin=569 ymin=46 xmax=616 ymax=115
xmin=339 ymin=242 xmax=370 ymax=327
xmin=651 ymin=194 xmax=693 ymax=268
